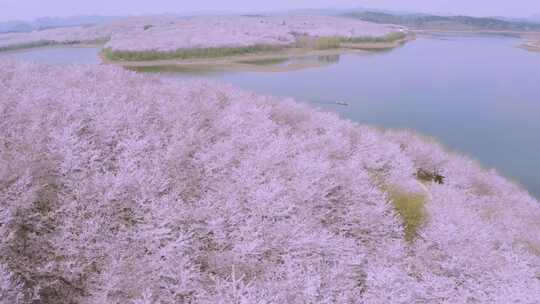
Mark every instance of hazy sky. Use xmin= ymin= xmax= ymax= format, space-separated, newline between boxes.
xmin=1 ymin=0 xmax=539 ymax=21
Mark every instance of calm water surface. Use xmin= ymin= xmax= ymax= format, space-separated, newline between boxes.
xmin=4 ymin=35 xmax=540 ymax=198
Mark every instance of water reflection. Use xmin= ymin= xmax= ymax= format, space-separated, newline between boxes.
xmin=317 ymin=54 xmax=341 ymax=63
xmin=237 ymin=53 xmax=341 ymax=67
xmin=127 ymin=65 xmax=229 ymax=76
xmin=129 ymin=54 xmax=342 ymax=74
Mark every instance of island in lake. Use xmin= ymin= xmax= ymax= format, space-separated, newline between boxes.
xmin=0 ymin=15 xmax=411 ymax=71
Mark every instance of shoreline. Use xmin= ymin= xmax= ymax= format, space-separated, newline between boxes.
xmin=101 ymin=48 xmax=369 ymax=72
xmin=103 ymin=48 xmax=369 ymax=73
xmin=101 ymin=35 xmax=413 ymax=72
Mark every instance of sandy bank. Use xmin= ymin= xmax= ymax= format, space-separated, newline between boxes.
xmin=414 ymin=29 xmax=540 ymax=52
xmin=519 ymin=33 xmax=540 ymax=52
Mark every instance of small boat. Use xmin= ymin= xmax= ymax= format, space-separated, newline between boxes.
xmin=335 ymin=101 xmax=349 ymax=106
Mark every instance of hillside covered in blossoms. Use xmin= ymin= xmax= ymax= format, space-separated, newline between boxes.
xmin=1 ymin=61 xmax=539 ymax=303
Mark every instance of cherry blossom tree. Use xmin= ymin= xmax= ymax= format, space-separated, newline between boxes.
xmin=0 ymin=61 xmax=539 ymax=303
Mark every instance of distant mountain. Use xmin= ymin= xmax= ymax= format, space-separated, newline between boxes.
xmin=0 ymin=15 xmax=118 ymax=33
xmin=271 ymin=7 xmax=426 ymax=17
xmin=343 ymin=11 xmax=540 ymax=31
xmin=493 ymin=15 xmax=540 ymax=25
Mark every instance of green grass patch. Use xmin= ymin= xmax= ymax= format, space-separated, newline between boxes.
xmin=295 ymin=35 xmax=342 ymax=50
xmin=103 ymin=44 xmax=286 ymax=62
xmin=315 ymin=37 xmax=342 ymax=50
xmin=387 ymin=188 xmax=427 ymax=242
xmin=294 ymin=31 xmax=407 ymax=51
xmin=344 ymin=31 xmax=408 ymax=44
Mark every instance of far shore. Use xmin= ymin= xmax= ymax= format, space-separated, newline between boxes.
xmin=413 ymin=29 xmax=540 ymax=52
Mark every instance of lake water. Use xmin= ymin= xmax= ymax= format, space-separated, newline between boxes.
xmin=2 ymin=35 xmax=540 ymax=198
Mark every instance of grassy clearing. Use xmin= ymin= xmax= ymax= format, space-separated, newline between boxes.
xmin=386 ymin=188 xmax=427 ymax=242
xmin=103 ymin=44 xmax=286 ymax=61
